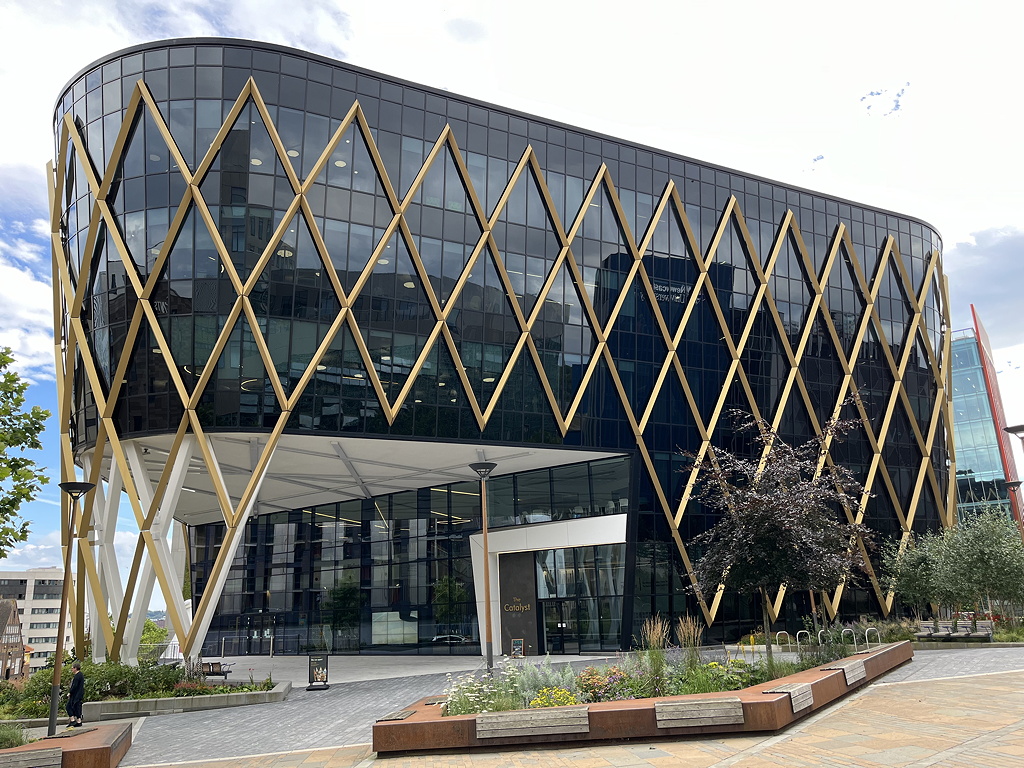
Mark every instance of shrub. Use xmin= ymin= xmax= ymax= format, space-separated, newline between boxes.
xmin=576 ymin=665 xmax=631 ymax=703
xmin=86 ymin=661 xmax=144 ymax=700
xmin=0 ymin=680 xmax=20 ymax=709
xmin=0 ymin=722 xmax=27 ymax=749
xmin=172 ymin=681 xmax=213 ymax=697
xmin=994 ymin=624 xmax=1024 ymax=642
xmin=528 ymin=687 xmax=578 ymax=708
xmin=139 ymin=663 xmax=184 ymax=693
xmin=513 ymin=656 xmax=578 ymax=705
xmin=443 ymin=658 xmax=521 ymax=715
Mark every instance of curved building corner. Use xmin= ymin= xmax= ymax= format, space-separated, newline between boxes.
xmin=49 ymin=37 xmax=953 ymax=661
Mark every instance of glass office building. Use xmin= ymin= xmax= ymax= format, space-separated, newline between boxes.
xmin=951 ymin=307 xmax=1021 ymax=521
xmin=51 ymin=39 xmax=954 ymax=659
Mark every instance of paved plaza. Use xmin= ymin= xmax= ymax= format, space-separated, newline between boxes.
xmin=91 ymin=647 xmax=1024 ymax=767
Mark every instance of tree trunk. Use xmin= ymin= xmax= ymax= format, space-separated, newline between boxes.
xmin=761 ymin=589 xmax=774 ymax=668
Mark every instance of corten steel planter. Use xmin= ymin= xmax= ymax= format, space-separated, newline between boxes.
xmin=372 ymin=640 xmax=913 ymax=754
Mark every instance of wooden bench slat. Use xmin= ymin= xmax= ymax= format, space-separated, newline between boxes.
xmin=655 ymin=696 xmax=744 ymax=728
xmin=765 ymin=681 xmax=814 ymax=714
xmin=824 ymin=659 xmax=866 ymax=685
xmin=476 ymin=706 xmax=589 ymax=739
xmin=376 ymin=709 xmax=416 ymax=721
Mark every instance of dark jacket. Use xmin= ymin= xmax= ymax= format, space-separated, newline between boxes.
xmin=68 ymin=670 xmax=84 ymax=705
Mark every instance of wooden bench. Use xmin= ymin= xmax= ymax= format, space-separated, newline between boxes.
xmin=655 ymin=696 xmax=744 ymax=728
xmin=915 ymin=619 xmax=993 ymax=640
xmin=201 ymin=661 xmax=232 ymax=679
xmin=476 ymin=706 xmax=589 ymax=739
xmin=764 ymin=681 xmax=814 ymax=714
xmin=823 ymin=658 xmax=866 ymax=686
xmin=0 ymin=747 xmax=61 ymax=768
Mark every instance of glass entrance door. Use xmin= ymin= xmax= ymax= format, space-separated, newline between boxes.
xmin=541 ymin=600 xmax=579 ymax=654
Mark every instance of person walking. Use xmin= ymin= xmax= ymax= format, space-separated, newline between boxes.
xmin=67 ymin=660 xmax=84 ymax=728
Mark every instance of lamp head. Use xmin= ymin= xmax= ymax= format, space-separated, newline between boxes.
xmin=1005 ymin=424 xmax=1024 ymax=438
xmin=1006 ymin=480 xmax=1022 ymax=493
xmin=58 ymin=481 xmax=95 ymax=502
xmin=469 ymin=462 xmax=497 ymax=479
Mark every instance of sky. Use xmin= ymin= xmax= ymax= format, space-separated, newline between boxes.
xmin=1 ymin=0 xmax=1023 ymax=599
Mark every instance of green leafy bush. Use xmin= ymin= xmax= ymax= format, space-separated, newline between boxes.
xmin=0 ymin=681 xmax=20 ymax=709
xmin=994 ymin=624 xmax=1024 ymax=642
xmin=172 ymin=681 xmax=214 ymax=697
xmin=139 ymin=663 xmax=184 ymax=693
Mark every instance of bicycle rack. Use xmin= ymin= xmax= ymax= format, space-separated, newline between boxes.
xmin=775 ymin=630 xmax=793 ymax=651
xmin=795 ymin=630 xmax=810 ymax=652
xmin=841 ymin=628 xmax=858 ymax=651
xmin=864 ymin=627 xmax=880 ymax=648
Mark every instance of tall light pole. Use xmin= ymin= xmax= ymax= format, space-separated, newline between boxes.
xmin=469 ymin=462 xmax=497 ymax=673
xmin=49 ymin=481 xmax=94 ymax=736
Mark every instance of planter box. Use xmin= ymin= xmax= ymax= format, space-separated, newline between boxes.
xmin=2 ymin=681 xmax=292 ymax=729
xmin=372 ymin=641 xmax=913 ymax=754
xmin=1 ymin=722 xmax=131 ymax=768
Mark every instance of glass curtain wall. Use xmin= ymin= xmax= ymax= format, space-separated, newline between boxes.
xmin=192 ymin=455 xmax=629 ymax=654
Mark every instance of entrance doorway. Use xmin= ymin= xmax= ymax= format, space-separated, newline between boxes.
xmin=541 ymin=600 xmax=579 ymax=654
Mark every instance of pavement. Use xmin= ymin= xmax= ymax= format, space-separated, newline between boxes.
xmin=28 ymin=646 xmax=1024 ymax=767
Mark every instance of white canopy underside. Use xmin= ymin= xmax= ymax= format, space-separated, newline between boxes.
xmin=81 ymin=432 xmax=623 ymax=525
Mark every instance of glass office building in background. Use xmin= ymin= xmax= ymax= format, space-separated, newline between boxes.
xmin=951 ymin=306 xmax=1021 ymax=521
xmin=51 ymin=39 xmax=954 ymax=659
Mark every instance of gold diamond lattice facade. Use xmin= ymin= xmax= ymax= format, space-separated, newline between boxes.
xmin=51 ymin=39 xmax=953 ymax=660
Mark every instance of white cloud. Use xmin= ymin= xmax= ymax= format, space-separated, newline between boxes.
xmin=1 ymin=529 xmax=168 ymax=609
xmin=0 ymin=253 xmax=54 ymax=381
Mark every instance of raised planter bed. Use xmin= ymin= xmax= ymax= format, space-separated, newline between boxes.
xmin=2 ymin=681 xmax=291 ymax=729
xmin=1 ymin=722 xmax=131 ymax=768
xmin=372 ymin=640 xmax=913 ymax=754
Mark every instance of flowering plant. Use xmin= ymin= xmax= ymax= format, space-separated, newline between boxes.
xmin=528 ymin=687 xmax=578 ymax=708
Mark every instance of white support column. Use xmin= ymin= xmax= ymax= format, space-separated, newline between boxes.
xmin=122 ymin=438 xmax=195 ymax=663
xmin=81 ymin=454 xmax=107 ymax=663
xmin=184 ymin=434 xmax=273 ymax=657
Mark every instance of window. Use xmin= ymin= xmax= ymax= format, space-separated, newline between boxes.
xmin=31 ymin=608 xmax=59 ymax=614
xmin=28 ymin=636 xmax=58 ymax=644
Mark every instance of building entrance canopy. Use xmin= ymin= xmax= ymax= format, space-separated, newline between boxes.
xmin=84 ymin=434 xmax=621 ymax=526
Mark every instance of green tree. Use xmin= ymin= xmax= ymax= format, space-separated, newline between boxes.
xmin=938 ymin=508 xmax=1024 ymax=629
xmin=687 ymin=410 xmax=871 ymax=665
xmin=883 ymin=508 xmax=1024 ymax=631
xmin=139 ymin=619 xmax=169 ymax=664
xmin=879 ymin=533 xmax=940 ymax=623
xmin=0 ymin=347 xmax=50 ymax=556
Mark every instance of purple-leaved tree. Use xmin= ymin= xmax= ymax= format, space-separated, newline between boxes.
xmin=687 ymin=409 xmax=872 ymax=665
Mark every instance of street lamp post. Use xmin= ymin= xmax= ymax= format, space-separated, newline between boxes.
xmin=469 ymin=462 xmax=497 ymax=674
xmin=49 ymin=481 xmax=94 ymax=736
xmin=1003 ymin=426 xmax=1024 ymax=529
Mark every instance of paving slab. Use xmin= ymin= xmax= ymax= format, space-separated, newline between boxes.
xmin=117 ymin=646 xmax=1024 ymax=767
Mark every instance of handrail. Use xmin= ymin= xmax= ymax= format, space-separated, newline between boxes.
xmin=841 ymin=628 xmax=858 ymax=651
xmin=864 ymin=627 xmax=880 ymax=648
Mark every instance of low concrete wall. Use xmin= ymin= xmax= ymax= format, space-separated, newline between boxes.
xmin=4 ymin=681 xmax=291 ymax=729
xmin=373 ymin=641 xmax=913 ymax=754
